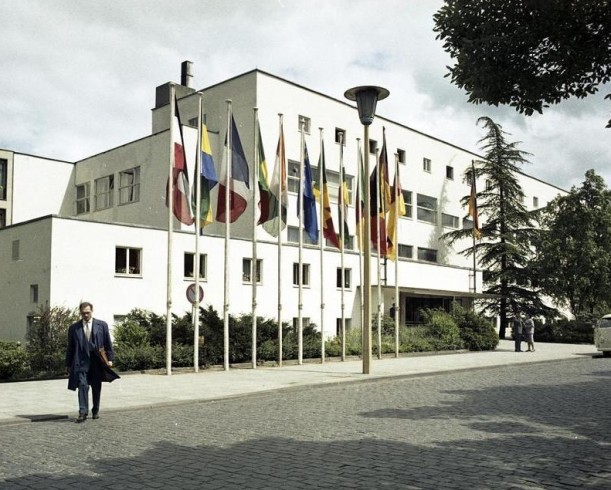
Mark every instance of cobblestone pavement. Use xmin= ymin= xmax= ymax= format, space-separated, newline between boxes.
xmin=1 ymin=357 xmax=609 ymax=489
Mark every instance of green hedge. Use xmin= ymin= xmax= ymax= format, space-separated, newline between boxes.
xmin=535 ymin=319 xmax=594 ymax=344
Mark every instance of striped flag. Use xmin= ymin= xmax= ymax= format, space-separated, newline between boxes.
xmin=355 ymin=144 xmax=366 ymax=251
xmin=386 ymin=157 xmax=407 ymax=261
xmin=468 ymin=163 xmax=482 ymax=239
xmin=256 ymin=125 xmax=273 ymax=226
xmin=338 ymin=153 xmax=350 ymax=249
xmin=262 ymin=120 xmax=288 ymax=237
xmin=194 ymin=123 xmax=218 ymax=227
xmin=313 ymin=139 xmax=340 ymax=249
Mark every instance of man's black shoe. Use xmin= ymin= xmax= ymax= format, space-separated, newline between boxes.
xmin=76 ymin=414 xmax=87 ymax=423
xmin=92 ymin=412 xmax=99 ymax=420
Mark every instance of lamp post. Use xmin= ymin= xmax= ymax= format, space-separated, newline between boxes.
xmin=344 ymin=85 xmax=389 ymax=374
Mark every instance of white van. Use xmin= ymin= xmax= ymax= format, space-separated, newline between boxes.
xmin=594 ymin=314 xmax=611 ymax=357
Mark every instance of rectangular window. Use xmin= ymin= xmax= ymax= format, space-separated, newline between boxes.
xmin=486 ymin=179 xmax=492 ymax=190
xmin=336 ymin=318 xmax=352 ymax=336
xmin=292 ymin=317 xmax=311 ymax=333
xmin=288 ymin=160 xmax=300 ymax=194
xmin=423 ymin=158 xmax=431 ymax=173
xmin=402 ymin=190 xmax=413 ymax=218
xmin=441 ymin=213 xmax=459 ymax=229
xmin=298 ymin=115 xmax=311 ymax=134
xmin=119 ymin=167 xmax=140 ymax=204
xmin=184 ymin=252 xmax=207 ymax=279
xmin=397 ymin=149 xmax=406 ymax=164
xmin=292 ymin=263 xmax=310 ymax=286
xmin=336 ymin=268 xmax=352 ymax=289
xmin=446 ymin=165 xmax=454 ymax=180
xmin=75 ymin=183 xmax=90 ymax=214
xmin=463 ymin=218 xmax=474 ymax=231
xmin=335 ymin=128 xmax=346 ymax=145
xmin=115 ymin=246 xmax=142 ymax=275
xmin=0 ymin=209 xmax=5 ymax=228
xmin=398 ymin=244 xmax=413 ymax=259
xmin=416 ymin=194 xmax=437 ymax=224
xmin=533 ymin=196 xmax=539 ymax=208
xmin=0 ymin=158 xmax=7 ymax=200
xmin=30 ymin=284 xmax=38 ymax=303
xmin=95 ymin=175 xmax=114 ymax=210
xmin=12 ymin=239 xmax=19 ymax=260
xmin=287 ymin=225 xmax=318 ymax=245
xmin=417 ymin=247 xmax=438 ymax=263
xmin=369 ymin=139 xmax=378 ymax=154
xmin=242 ymin=258 xmax=262 ymax=284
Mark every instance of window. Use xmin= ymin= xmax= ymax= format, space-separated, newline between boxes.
xmin=446 ymin=165 xmax=454 ymax=180
xmin=242 ymin=258 xmax=262 ymax=284
xmin=119 ymin=167 xmax=140 ymax=204
xmin=369 ymin=139 xmax=378 ymax=154
xmin=287 ymin=225 xmax=319 ymax=245
xmin=336 ymin=318 xmax=352 ymax=336
xmin=342 ymin=235 xmax=355 ymax=250
xmin=463 ymin=218 xmax=474 ymax=230
xmin=30 ymin=284 xmax=38 ymax=303
xmin=335 ymin=128 xmax=346 ymax=145
xmin=533 ymin=196 xmax=539 ymax=208
xmin=398 ymin=244 xmax=413 ymax=259
xmin=288 ymin=160 xmax=300 ymax=193
xmin=12 ymin=239 xmax=19 ymax=260
xmin=336 ymin=268 xmax=352 ymax=289
xmin=486 ymin=179 xmax=492 ymax=190
xmin=115 ymin=247 xmax=141 ymax=275
xmin=298 ymin=115 xmax=311 ymax=134
xmin=95 ymin=175 xmax=114 ymax=210
xmin=442 ymin=213 xmax=459 ymax=229
xmin=397 ymin=149 xmax=406 ymax=164
xmin=0 ymin=158 xmax=7 ymax=200
xmin=184 ymin=253 xmax=207 ymax=279
xmin=293 ymin=263 xmax=310 ymax=286
xmin=75 ymin=183 xmax=90 ymax=214
xmin=402 ymin=190 xmax=413 ymax=218
xmin=423 ymin=158 xmax=431 ymax=173
xmin=416 ymin=194 xmax=437 ymax=224
xmin=292 ymin=317 xmax=311 ymax=333
xmin=417 ymin=247 xmax=438 ymax=263
xmin=0 ymin=209 xmax=5 ymax=228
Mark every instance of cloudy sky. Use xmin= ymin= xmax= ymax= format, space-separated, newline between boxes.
xmin=2 ymin=0 xmax=609 ymax=191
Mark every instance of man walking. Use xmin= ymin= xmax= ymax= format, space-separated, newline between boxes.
xmin=514 ymin=313 xmax=524 ymax=352
xmin=66 ymin=302 xmax=115 ymax=423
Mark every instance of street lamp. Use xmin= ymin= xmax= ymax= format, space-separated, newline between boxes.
xmin=344 ymin=85 xmax=389 ymax=374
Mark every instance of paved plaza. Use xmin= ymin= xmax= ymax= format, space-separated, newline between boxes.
xmin=0 ymin=342 xmax=609 ymax=489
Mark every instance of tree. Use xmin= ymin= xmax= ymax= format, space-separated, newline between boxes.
xmin=433 ymin=0 xmax=611 ymax=127
xmin=443 ymin=117 xmax=551 ymax=339
xmin=531 ymin=170 xmax=611 ymax=318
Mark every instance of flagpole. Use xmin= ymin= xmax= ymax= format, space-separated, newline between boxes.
xmin=277 ymin=114 xmax=284 ymax=366
xmin=471 ymin=160 xmax=477 ymax=298
xmin=166 ymin=85 xmax=176 ymax=377
xmin=393 ymin=153 xmax=400 ymax=358
xmin=318 ymin=127 xmax=325 ymax=364
xmin=339 ymin=132 xmax=346 ymax=362
xmin=251 ymin=108 xmax=259 ymax=369
xmin=193 ymin=93 xmax=203 ymax=372
xmin=298 ymin=119 xmax=305 ymax=365
xmin=223 ymin=100 xmax=232 ymax=371
xmin=375 ymin=145 xmax=382 ymax=360
xmin=356 ymin=138 xmax=363 ymax=362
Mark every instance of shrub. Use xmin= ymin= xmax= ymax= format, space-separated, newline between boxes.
xmin=536 ymin=319 xmax=594 ymax=344
xmin=421 ymin=309 xmax=463 ymax=350
xmin=114 ymin=320 xmax=149 ymax=348
xmin=0 ymin=341 xmax=30 ymax=380
xmin=26 ymin=305 xmax=79 ymax=374
xmin=450 ymin=304 xmax=499 ymax=351
xmin=113 ymin=344 xmax=164 ymax=371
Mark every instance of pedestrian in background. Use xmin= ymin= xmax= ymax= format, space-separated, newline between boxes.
xmin=524 ymin=315 xmax=536 ymax=352
xmin=514 ymin=313 xmax=524 ymax=352
xmin=66 ymin=301 xmax=117 ymax=423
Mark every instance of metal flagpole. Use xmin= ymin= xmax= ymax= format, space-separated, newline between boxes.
xmin=339 ymin=132 xmax=346 ymax=362
xmin=166 ymin=85 xmax=176 ymax=377
xmin=298 ymin=119 xmax=305 ymax=365
xmin=393 ymin=153 xmax=400 ymax=358
xmin=375 ymin=146 xmax=382 ymax=360
xmin=193 ymin=93 xmax=203 ymax=372
xmin=471 ymin=160 xmax=478 ymax=299
xmin=356 ymin=138 xmax=363 ymax=362
xmin=318 ymin=127 xmax=325 ymax=364
xmin=277 ymin=115 xmax=284 ymax=366
xmin=223 ymin=100 xmax=232 ymax=371
xmin=252 ymin=108 xmax=259 ymax=369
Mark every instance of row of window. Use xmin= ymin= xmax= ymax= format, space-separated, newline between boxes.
xmin=76 ymin=167 xmax=141 ymax=214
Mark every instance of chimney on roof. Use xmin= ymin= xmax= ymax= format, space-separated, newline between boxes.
xmin=181 ymin=60 xmax=193 ymax=88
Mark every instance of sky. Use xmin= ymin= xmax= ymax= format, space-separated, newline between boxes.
xmin=1 ymin=0 xmax=609 ymax=192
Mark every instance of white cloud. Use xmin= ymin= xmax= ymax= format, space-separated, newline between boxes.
xmin=1 ymin=0 xmax=608 ymax=190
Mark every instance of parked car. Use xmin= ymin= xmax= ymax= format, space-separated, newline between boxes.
xmin=594 ymin=314 xmax=611 ymax=357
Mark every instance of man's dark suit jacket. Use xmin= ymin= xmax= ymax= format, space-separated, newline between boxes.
xmin=66 ymin=318 xmax=118 ymax=391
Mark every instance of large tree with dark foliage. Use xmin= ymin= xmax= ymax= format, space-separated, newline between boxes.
xmin=433 ymin=0 xmax=611 ymax=127
xmin=444 ymin=117 xmax=551 ymax=338
xmin=531 ymin=170 xmax=611 ymax=318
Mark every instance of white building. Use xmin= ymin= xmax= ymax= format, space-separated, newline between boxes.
xmin=0 ymin=66 xmax=566 ymax=341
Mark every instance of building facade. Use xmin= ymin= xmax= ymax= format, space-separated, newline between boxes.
xmin=0 ymin=68 xmax=566 ymax=341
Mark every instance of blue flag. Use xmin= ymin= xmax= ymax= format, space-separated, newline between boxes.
xmin=300 ymin=142 xmax=319 ymax=243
